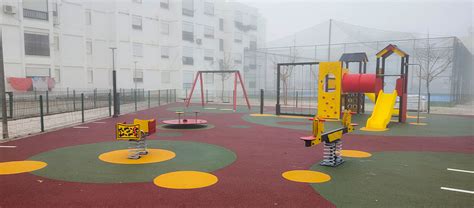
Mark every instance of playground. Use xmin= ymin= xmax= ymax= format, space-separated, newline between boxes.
xmin=0 ymin=46 xmax=473 ymax=207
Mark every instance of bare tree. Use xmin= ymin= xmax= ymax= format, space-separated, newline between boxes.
xmin=216 ymin=52 xmax=236 ymax=102
xmin=271 ymin=47 xmax=298 ymax=105
xmin=414 ymin=39 xmax=453 ymax=108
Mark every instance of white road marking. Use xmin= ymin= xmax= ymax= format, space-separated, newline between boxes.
xmin=0 ymin=145 xmax=16 ymax=148
xmin=447 ymin=168 xmax=474 ymax=174
xmin=73 ymin=126 xmax=90 ymax=129
xmin=440 ymin=187 xmax=474 ymax=194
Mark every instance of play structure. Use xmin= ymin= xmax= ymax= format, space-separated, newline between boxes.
xmin=162 ymin=111 xmax=208 ymax=129
xmin=116 ymin=119 xmax=156 ymax=159
xmin=186 ymin=70 xmax=251 ymax=111
xmin=300 ymin=110 xmax=356 ymax=167
xmin=277 ymin=44 xmax=409 ymax=131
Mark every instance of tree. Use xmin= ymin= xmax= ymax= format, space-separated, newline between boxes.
xmin=216 ymin=52 xmax=236 ymax=102
xmin=270 ymin=47 xmax=298 ymax=105
xmin=414 ymin=38 xmax=453 ymax=110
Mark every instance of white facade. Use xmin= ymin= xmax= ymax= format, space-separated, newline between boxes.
xmin=0 ymin=0 xmax=265 ymax=92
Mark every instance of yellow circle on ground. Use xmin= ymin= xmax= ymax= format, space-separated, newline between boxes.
xmin=250 ymin=113 xmax=275 ymax=117
xmin=153 ymin=171 xmax=218 ymax=189
xmin=409 ymin=122 xmax=428 ymax=126
xmin=0 ymin=161 xmax=47 ymax=175
xmin=340 ymin=150 xmax=372 ymax=158
xmin=99 ymin=149 xmax=176 ymax=164
xmin=359 ymin=127 xmax=388 ymax=132
xmin=282 ymin=170 xmax=331 ymax=183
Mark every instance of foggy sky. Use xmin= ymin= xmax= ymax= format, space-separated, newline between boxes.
xmin=234 ymin=0 xmax=473 ymax=42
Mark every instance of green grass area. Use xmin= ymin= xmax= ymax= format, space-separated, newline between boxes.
xmin=311 ymin=152 xmax=474 ymax=208
xmin=29 ymin=140 xmax=236 ymax=183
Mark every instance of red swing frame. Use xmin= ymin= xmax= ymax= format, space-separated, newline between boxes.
xmin=185 ymin=70 xmax=251 ymax=111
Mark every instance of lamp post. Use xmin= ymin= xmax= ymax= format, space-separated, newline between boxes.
xmin=408 ymin=63 xmax=422 ymax=124
xmin=110 ymin=47 xmax=118 ymax=117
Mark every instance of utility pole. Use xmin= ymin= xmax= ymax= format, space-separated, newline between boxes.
xmin=327 ymin=19 xmax=332 ymax=61
xmin=0 ymin=33 xmax=8 ymax=139
xmin=110 ymin=47 xmax=118 ymax=117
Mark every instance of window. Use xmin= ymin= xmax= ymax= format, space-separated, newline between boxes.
xmin=182 ymin=47 xmax=194 ymax=65
xmin=134 ymin=70 xmax=143 ymax=83
xmin=87 ymin=69 xmax=93 ymax=83
xmin=86 ymin=41 xmax=92 ymax=54
xmin=234 ymin=54 xmax=242 ymax=64
xmin=85 ymin=10 xmax=92 ymax=25
xmin=161 ymin=71 xmax=171 ymax=83
xmin=54 ymin=68 xmax=61 ymax=83
xmin=23 ymin=0 xmax=48 ymax=20
xmin=182 ymin=22 xmax=194 ymax=42
xmin=235 ymin=11 xmax=243 ymax=24
xmin=54 ymin=36 xmax=59 ymax=51
xmin=204 ymin=26 xmax=214 ymax=38
xmin=161 ymin=22 xmax=169 ymax=35
xmin=182 ymin=0 xmax=194 ymax=17
xmin=234 ymin=32 xmax=242 ymax=43
xmin=133 ymin=43 xmax=143 ymax=57
xmin=204 ymin=49 xmax=214 ymax=62
xmin=132 ymin=15 xmax=142 ymax=30
xmin=219 ymin=18 xmax=224 ymax=31
xmin=219 ymin=39 xmax=224 ymax=51
xmin=160 ymin=0 xmax=169 ymax=9
xmin=204 ymin=2 xmax=214 ymax=16
xmin=24 ymin=33 xmax=50 ymax=56
xmin=249 ymin=41 xmax=257 ymax=50
xmin=161 ymin=47 xmax=170 ymax=59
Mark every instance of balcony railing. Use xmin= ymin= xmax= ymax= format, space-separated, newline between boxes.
xmin=23 ymin=9 xmax=48 ymax=20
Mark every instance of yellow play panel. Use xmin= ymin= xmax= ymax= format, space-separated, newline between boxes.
xmin=340 ymin=150 xmax=372 ymax=158
xmin=99 ymin=149 xmax=175 ymax=164
xmin=282 ymin=170 xmax=331 ymax=183
xmin=153 ymin=171 xmax=218 ymax=189
xmin=0 ymin=161 xmax=47 ymax=175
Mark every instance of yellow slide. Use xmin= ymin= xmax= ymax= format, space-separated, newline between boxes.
xmin=365 ymin=93 xmax=399 ymax=115
xmin=364 ymin=90 xmax=398 ymax=131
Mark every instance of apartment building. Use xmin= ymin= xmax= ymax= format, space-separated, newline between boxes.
xmin=0 ymin=0 xmax=265 ymax=92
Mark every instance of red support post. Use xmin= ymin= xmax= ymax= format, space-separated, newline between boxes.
xmin=237 ymin=71 xmax=251 ymax=110
xmin=199 ymin=72 xmax=205 ymax=107
xmin=186 ymin=72 xmax=200 ymax=107
xmin=233 ymin=72 xmax=238 ymax=111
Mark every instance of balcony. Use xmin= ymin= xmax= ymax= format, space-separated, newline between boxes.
xmin=23 ymin=9 xmax=48 ymax=20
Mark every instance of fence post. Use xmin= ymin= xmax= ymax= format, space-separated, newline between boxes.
xmin=34 ymin=88 xmax=37 ymax=100
xmin=7 ymin=92 xmax=13 ymax=118
xmin=134 ymin=89 xmax=137 ymax=111
xmin=174 ymin=89 xmax=177 ymax=102
xmin=108 ymin=92 xmax=111 ymax=117
xmin=166 ymin=89 xmax=169 ymax=103
xmin=93 ymin=88 xmax=97 ymax=108
xmin=39 ymin=95 xmax=44 ymax=132
xmin=148 ymin=90 xmax=150 ymax=108
xmin=81 ymin=93 xmax=84 ymax=123
xmin=260 ymin=89 xmax=264 ymax=114
xmin=296 ymin=91 xmax=298 ymax=108
xmin=206 ymin=89 xmax=208 ymax=103
xmin=73 ymin=90 xmax=76 ymax=111
xmin=158 ymin=90 xmax=161 ymax=106
xmin=117 ymin=92 xmax=121 ymax=115
xmin=46 ymin=91 xmax=49 ymax=114
xmin=67 ymin=87 xmax=69 ymax=99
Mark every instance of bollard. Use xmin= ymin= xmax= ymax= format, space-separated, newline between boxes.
xmin=108 ymin=92 xmax=111 ymax=116
xmin=81 ymin=93 xmax=84 ymax=123
xmin=260 ymin=89 xmax=264 ymax=114
xmin=39 ymin=95 xmax=44 ymax=132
